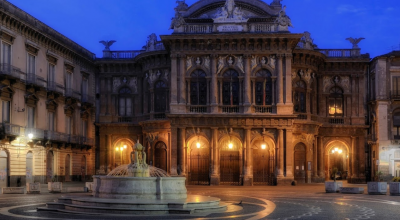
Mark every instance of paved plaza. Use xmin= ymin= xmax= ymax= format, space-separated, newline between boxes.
xmin=0 ymin=182 xmax=399 ymax=219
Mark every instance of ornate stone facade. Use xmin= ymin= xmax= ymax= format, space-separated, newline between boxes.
xmin=95 ymin=0 xmax=370 ymax=185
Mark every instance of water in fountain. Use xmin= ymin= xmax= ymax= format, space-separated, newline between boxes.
xmin=107 ymin=164 xmax=170 ymax=177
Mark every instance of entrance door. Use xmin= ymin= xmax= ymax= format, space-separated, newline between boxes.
xmin=81 ymin=156 xmax=86 ymax=181
xmin=0 ymin=150 xmax=8 ymax=188
xmin=253 ymin=149 xmax=271 ymax=185
xmin=190 ymin=147 xmax=210 ymax=185
xmin=65 ymin=154 xmax=71 ymax=182
xmin=46 ymin=151 xmax=54 ymax=183
xmin=154 ymin=142 xmax=167 ymax=172
xmin=396 ymin=161 xmax=400 ymax=177
xmin=294 ymin=143 xmax=306 ymax=183
xmin=220 ymin=151 xmax=240 ymax=185
xmin=26 ymin=152 xmax=33 ymax=183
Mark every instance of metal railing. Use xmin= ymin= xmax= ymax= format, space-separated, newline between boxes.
xmin=251 ymin=24 xmax=273 ymax=33
xmin=254 ymin=105 xmax=272 ymax=113
xmin=47 ymin=81 xmax=65 ymax=93
xmin=189 ymin=105 xmax=208 ymax=113
xmin=154 ymin=113 xmax=166 ymax=120
xmin=26 ymin=73 xmax=46 ymax=88
xmin=316 ymin=49 xmax=367 ymax=58
xmin=0 ymin=63 xmax=20 ymax=78
xmin=25 ymin=127 xmax=44 ymax=139
xmin=4 ymin=123 xmax=23 ymax=136
xmin=329 ymin=118 xmax=345 ymax=125
xmin=118 ymin=117 xmax=133 ymax=123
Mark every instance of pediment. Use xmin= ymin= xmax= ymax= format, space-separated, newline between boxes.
xmin=183 ymin=0 xmax=279 ymax=19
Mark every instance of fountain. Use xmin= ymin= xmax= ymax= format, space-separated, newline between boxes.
xmin=38 ymin=141 xmax=228 ymax=215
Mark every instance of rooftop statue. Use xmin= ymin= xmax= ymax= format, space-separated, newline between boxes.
xmin=175 ymin=0 xmax=188 ymax=11
xmin=346 ymin=37 xmax=365 ymax=49
xmin=99 ymin=40 xmax=116 ymax=51
xmin=146 ymin=33 xmax=157 ymax=51
xmin=275 ymin=5 xmax=293 ymax=31
xmin=170 ymin=10 xmax=185 ymax=29
xmin=271 ymin=0 xmax=283 ymax=5
xmin=213 ymin=0 xmax=248 ymax=22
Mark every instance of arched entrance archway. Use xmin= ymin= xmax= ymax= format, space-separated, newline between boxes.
xmin=113 ymin=139 xmax=135 ymax=167
xmin=325 ymin=141 xmax=350 ymax=181
xmin=26 ymin=152 xmax=33 ymax=183
xmin=252 ymin=136 xmax=275 ymax=185
xmin=65 ymin=154 xmax=71 ymax=182
xmin=46 ymin=151 xmax=54 ymax=182
xmin=0 ymin=150 xmax=8 ymax=188
xmin=154 ymin=142 xmax=167 ymax=172
xmin=294 ymin=143 xmax=307 ymax=183
xmin=220 ymin=136 xmax=242 ymax=185
xmin=188 ymin=135 xmax=210 ymax=185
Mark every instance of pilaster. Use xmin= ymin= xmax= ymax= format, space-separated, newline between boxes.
xmin=243 ymin=128 xmax=253 ymax=186
xmin=210 ymin=127 xmax=220 ymax=185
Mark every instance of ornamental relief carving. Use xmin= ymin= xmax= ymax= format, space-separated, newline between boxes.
xmin=293 ymin=133 xmax=315 ymax=145
xmin=323 ymin=75 xmax=351 ymax=93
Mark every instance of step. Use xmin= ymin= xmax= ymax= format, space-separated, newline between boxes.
xmin=340 ymin=187 xmax=365 ymax=194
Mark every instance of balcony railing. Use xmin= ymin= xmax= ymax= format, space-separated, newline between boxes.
xmin=221 ymin=106 xmax=240 ymax=113
xmin=154 ymin=113 xmax=166 ymax=120
xmin=4 ymin=123 xmax=23 ymax=136
xmin=65 ymin=88 xmax=81 ymax=100
xmin=83 ymin=137 xmax=94 ymax=146
xmin=68 ymin=134 xmax=79 ymax=144
xmin=316 ymin=49 xmax=369 ymax=58
xmin=254 ymin=105 xmax=273 ymax=114
xmin=329 ymin=118 xmax=345 ymax=125
xmin=0 ymin=63 xmax=20 ymax=79
xmin=296 ymin=113 xmax=308 ymax=120
xmin=44 ymin=130 xmax=61 ymax=141
xmin=189 ymin=105 xmax=208 ymax=113
xmin=26 ymin=73 xmax=46 ymax=88
xmin=25 ymin=127 xmax=44 ymax=139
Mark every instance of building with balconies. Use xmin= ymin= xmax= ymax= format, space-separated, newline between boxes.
xmin=95 ymin=0 xmax=370 ymax=185
xmin=368 ymin=50 xmax=400 ymax=181
xmin=0 ymin=0 xmax=96 ymax=187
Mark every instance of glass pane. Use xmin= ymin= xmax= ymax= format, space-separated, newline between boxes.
xmin=2 ymin=101 xmax=10 ymax=122
xmin=335 ymin=98 xmax=343 ymax=115
xmin=126 ymin=98 xmax=132 ymax=116
xmin=119 ymin=97 xmax=125 ymax=116
xmin=328 ymin=98 xmax=336 ymax=116
xmin=222 ymin=82 xmax=231 ymax=105
xmin=28 ymin=107 xmax=35 ymax=128
xmin=255 ymin=82 xmax=263 ymax=105
xmin=66 ymin=117 xmax=71 ymax=134
xmin=190 ymin=82 xmax=198 ymax=105
xmin=199 ymin=81 xmax=207 ymax=105
xmin=2 ymin=43 xmax=11 ymax=64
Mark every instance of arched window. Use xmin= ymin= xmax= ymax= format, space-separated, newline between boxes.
xmin=255 ymin=69 xmax=272 ymax=106
xmin=293 ymin=80 xmax=306 ymax=113
xmin=222 ymin=69 xmax=239 ymax=106
xmin=329 ymin=87 xmax=343 ymax=117
xmin=154 ymin=80 xmax=168 ymax=112
xmin=119 ymin=87 xmax=132 ymax=117
xmin=190 ymin=70 xmax=207 ymax=105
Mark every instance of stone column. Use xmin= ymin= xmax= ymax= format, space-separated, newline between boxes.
xmin=277 ymin=55 xmax=284 ymax=105
xmin=285 ymin=129 xmax=294 ymax=178
xmin=170 ymin=54 xmax=178 ymax=111
xmin=359 ymin=135 xmax=366 ymax=179
xmin=179 ymin=55 xmax=186 ymax=109
xmin=210 ymin=55 xmax=218 ymax=113
xmin=243 ymin=128 xmax=253 ymax=186
xmin=243 ymin=55 xmax=251 ymax=113
xmin=313 ymin=136 xmax=318 ymax=178
xmin=170 ymin=127 xmax=178 ymax=176
xmin=285 ymin=54 xmax=293 ymax=105
xmin=351 ymin=136 xmax=359 ymax=179
xmin=317 ymin=136 xmax=324 ymax=178
xmin=277 ymin=129 xmax=284 ymax=177
xmin=178 ymin=127 xmax=186 ymax=176
xmin=210 ymin=128 xmax=220 ymax=185
xmin=106 ymin=134 xmax=112 ymax=172
xmin=272 ymin=77 xmax=277 ymax=105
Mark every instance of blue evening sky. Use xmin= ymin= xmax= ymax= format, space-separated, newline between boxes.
xmin=7 ymin=0 xmax=400 ymax=58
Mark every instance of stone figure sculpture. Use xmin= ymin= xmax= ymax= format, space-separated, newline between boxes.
xmin=204 ymin=56 xmax=210 ymax=70
xmin=251 ymin=56 xmax=258 ymax=70
xmin=275 ymin=5 xmax=293 ymax=30
xmin=261 ymin=57 xmax=267 ymax=65
xmin=128 ymin=141 xmax=149 ymax=177
xmin=146 ymin=70 xmax=161 ymax=88
xmin=217 ymin=56 xmax=225 ymax=73
xmin=170 ymin=11 xmax=185 ymax=29
xmin=269 ymin=55 xmax=276 ymax=69
xmin=146 ymin=34 xmax=157 ymax=51
xmin=225 ymin=0 xmax=235 ymax=17
xmin=113 ymin=77 xmax=121 ymax=93
xmin=186 ymin=56 xmax=193 ymax=70
xmin=99 ymin=40 xmax=116 ymax=51
xmin=228 ymin=56 xmax=234 ymax=65
xmin=196 ymin=57 xmax=201 ymax=65
xmin=345 ymin=37 xmax=365 ymax=49
xmin=237 ymin=56 xmax=244 ymax=73
xmin=213 ymin=0 xmax=247 ymax=22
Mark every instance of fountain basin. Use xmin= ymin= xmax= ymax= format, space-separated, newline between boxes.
xmin=93 ymin=176 xmax=187 ymax=200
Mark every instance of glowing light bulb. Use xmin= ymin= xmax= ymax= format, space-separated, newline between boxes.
xmin=196 ymin=142 xmax=201 ymax=148
xmin=335 ymin=148 xmax=339 ymax=152
xmin=332 ymin=150 xmax=335 ymax=154
xmin=28 ymin=133 xmax=33 ymax=139
xmin=261 ymin=144 xmax=266 ymax=150
xmin=124 ymin=145 xmax=127 ymax=149
xmin=339 ymin=149 xmax=343 ymax=154
xmin=116 ymin=147 xmax=119 ymax=151
xmin=229 ymin=143 xmax=233 ymax=149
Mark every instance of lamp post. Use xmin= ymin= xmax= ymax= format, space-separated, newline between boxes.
xmin=116 ymin=145 xmax=127 ymax=165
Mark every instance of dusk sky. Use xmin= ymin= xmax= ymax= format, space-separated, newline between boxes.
xmin=7 ymin=0 xmax=400 ymax=58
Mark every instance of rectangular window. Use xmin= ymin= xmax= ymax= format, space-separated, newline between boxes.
xmin=27 ymin=53 xmax=35 ymax=74
xmin=66 ymin=116 xmax=71 ymax=135
xmin=66 ymin=72 xmax=72 ymax=89
xmin=82 ymin=77 xmax=88 ymax=101
xmin=1 ymin=100 xmax=10 ymax=123
xmin=393 ymin=77 xmax=400 ymax=97
xmin=27 ymin=107 xmax=35 ymax=128
xmin=48 ymin=64 xmax=55 ymax=88
xmin=48 ymin=112 xmax=55 ymax=131
xmin=2 ymin=42 xmax=11 ymax=68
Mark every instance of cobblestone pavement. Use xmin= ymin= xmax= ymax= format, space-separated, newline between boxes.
xmin=1 ymin=182 xmax=400 ymax=220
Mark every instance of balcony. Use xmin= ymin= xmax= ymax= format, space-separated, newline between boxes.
xmin=0 ymin=63 xmax=21 ymax=79
xmin=103 ymin=50 xmax=142 ymax=59
xmin=329 ymin=118 xmax=345 ymax=125
xmin=47 ymin=81 xmax=65 ymax=94
xmin=296 ymin=113 xmax=308 ymax=120
xmin=221 ymin=106 xmax=240 ymax=114
xmin=254 ymin=105 xmax=273 ymax=114
xmin=26 ymin=73 xmax=46 ymax=88
xmin=65 ymin=88 xmax=81 ymax=100
xmin=188 ymin=105 xmax=208 ymax=113
xmin=82 ymin=137 xmax=94 ymax=146
xmin=3 ymin=123 xmax=23 ymax=136
xmin=25 ymin=127 xmax=44 ymax=140
xmin=68 ymin=134 xmax=80 ymax=144
xmin=316 ymin=49 xmax=369 ymax=58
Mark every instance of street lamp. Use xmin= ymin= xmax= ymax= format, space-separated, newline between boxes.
xmin=261 ymin=144 xmax=267 ymax=150
xmin=332 ymin=147 xmax=343 ymax=154
xmin=28 ymin=133 xmax=33 ymax=140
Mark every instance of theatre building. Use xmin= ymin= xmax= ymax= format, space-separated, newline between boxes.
xmin=95 ymin=0 xmax=371 ymax=185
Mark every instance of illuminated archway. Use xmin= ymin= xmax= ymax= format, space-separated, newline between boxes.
xmin=113 ymin=138 xmax=135 ymax=167
xmin=325 ymin=140 xmax=350 ymax=181
xmin=187 ymin=135 xmax=210 ymax=185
